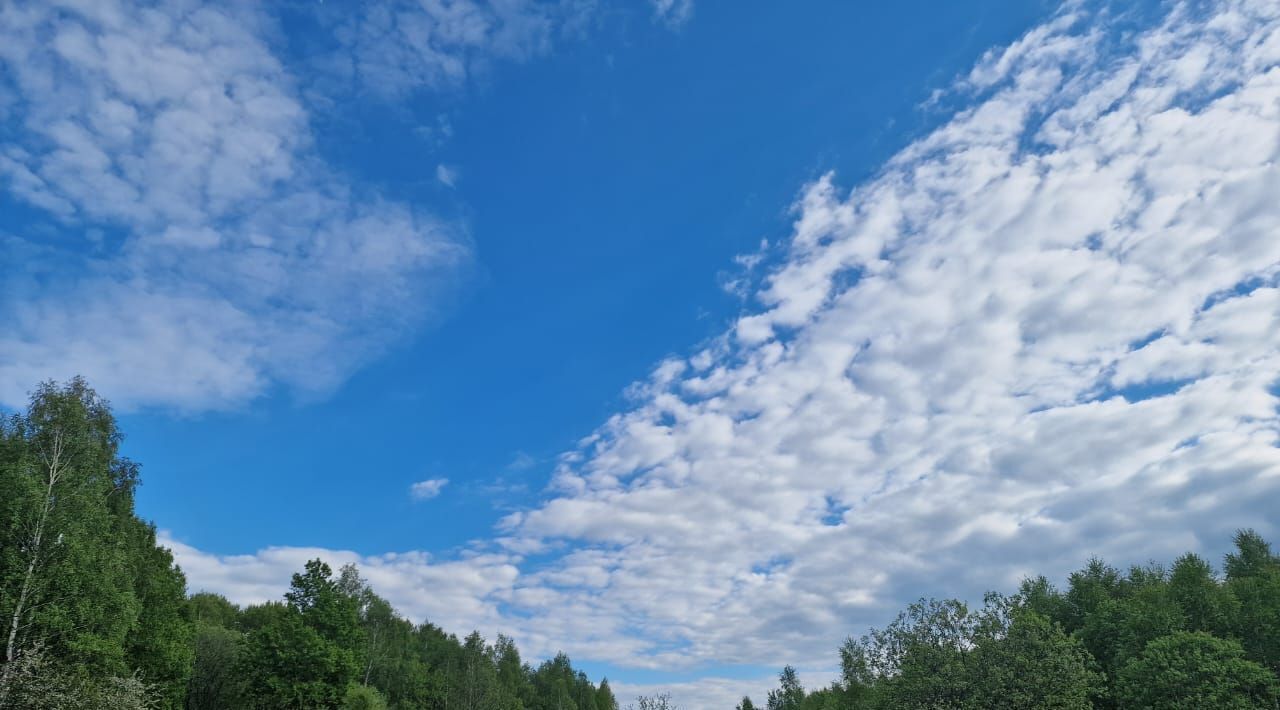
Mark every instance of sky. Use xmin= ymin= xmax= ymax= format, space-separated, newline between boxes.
xmin=3 ymin=0 xmax=1280 ymax=707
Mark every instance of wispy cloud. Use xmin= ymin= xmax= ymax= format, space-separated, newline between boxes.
xmin=410 ymin=477 xmax=450 ymax=501
xmin=507 ymin=451 xmax=538 ymax=471
xmin=650 ymin=0 xmax=694 ymax=28
xmin=319 ymin=0 xmax=595 ymax=99
xmin=436 ymin=163 xmax=459 ymax=188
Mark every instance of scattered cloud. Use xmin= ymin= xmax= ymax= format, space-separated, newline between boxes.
xmin=410 ymin=477 xmax=450 ymax=501
xmin=0 ymin=0 xmax=469 ymax=410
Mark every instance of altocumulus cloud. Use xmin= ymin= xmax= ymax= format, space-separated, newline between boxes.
xmin=0 ymin=0 xmax=473 ymax=411
xmin=120 ymin=1 xmax=1280 ymax=707
xmin=503 ymin=0 xmax=1280 ymax=676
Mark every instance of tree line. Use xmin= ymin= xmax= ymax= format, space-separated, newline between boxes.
xmin=744 ymin=533 xmax=1280 ymax=709
xmin=0 ymin=379 xmax=618 ymax=710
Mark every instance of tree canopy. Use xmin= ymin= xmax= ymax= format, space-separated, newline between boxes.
xmin=0 ymin=380 xmax=610 ymax=710
xmin=748 ymin=533 xmax=1280 ymax=710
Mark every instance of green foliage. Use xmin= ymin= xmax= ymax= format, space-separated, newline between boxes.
xmin=967 ymin=610 xmax=1100 ymax=709
xmin=787 ymin=531 xmax=1280 ymax=710
xmin=342 ymin=682 xmax=388 ymax=710
xmin=1114 ymin=632 xmax=1277 ymax=708
xmin=238 ymin=560 xmax=365 ymax=709
xmin=185 ymin=624 xmax=244 ymax=710
xmin=7 ymin=379 xmax=1279 ymax=710
xmin=766 ymin=666 xmax=805 ymax=710
xmin=188 ymin=593 xmax=240 ymax=630
xmin=596 ymin=678 xmax=619 ymax=710
xmin=0 ymin=379 xmax=191 ymax=708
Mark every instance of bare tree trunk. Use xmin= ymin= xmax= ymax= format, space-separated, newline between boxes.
xmin=1 ymin=431 xmax=65 ymax=704
xmin=363 ymin=623 xmax=380 ymax=685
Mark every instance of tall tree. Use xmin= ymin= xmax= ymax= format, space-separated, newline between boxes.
xmin=0 ymin=379 xmax=191 ymax=707
xmin=595 ymin=678 xmax=618 ymax=710
xmin=239 ymin=560 xmax=365 ymax=708
xmin=766 ymin=666 xmax=805 ymax=710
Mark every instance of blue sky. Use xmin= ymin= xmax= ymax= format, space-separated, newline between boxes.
xmin=6 ymin=0 xmax=1280 ymax=707
xmin=115 ymin=0 xmax=1056 ymax=553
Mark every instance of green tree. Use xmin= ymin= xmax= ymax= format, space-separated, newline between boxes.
xmin=766 ymin=666 xmax=805 ymax=710
xmin=342 ymin=682 xmax=388 ymax=710
xmin=858 ymin=598 xmax=974 ymax=708
xmin=188 ymin=593 xmax=241 ymax=630
xmin=0 ymin=380 xmax=139 ymax=683
xmin=1224 ymin=530 xmax=1280 ymax=673
xmin=596 ymin=678 xmax=619 ymax=710
xmin=1063 ymin=560 xmax=1122 ymax=633
xmin=1114 ymin=632 xmax=1277 ymax=709
xmin=1225 ymin=530 xmax=1277 ymax=580
xmin=125 ymin=523 xmax=194 ymax=708
xmin=239 ymin=560 xmax=365 ymax=708
xmin=186 ymin=624 xmax=244 ymax=710
xmin=1167 ymin=553 xmax=1237 ymax=636
xmin=0 ymin=379 xmax=192 ymax=707
xmin=966 ymin=610 xmax=1100 ymax=709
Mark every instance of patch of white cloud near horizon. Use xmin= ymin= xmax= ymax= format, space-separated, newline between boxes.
xmin=150 ymin=1 xmax=1280 ymax=707
xmin=613 ymin=670 xmax=832 ymax=710
xmin=160 ymin=533 xmax=519 ymax=639
xmin=0 ymin=0 xmax=468 ymax=410
xmin=411 ymin=477 xmax=451 ymax=500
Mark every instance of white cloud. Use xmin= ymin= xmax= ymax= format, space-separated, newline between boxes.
xmin=163 ymin=533 xmax=518 ymax=638
xmin=499 ymin=0 xmax=1280 ymax=694
xmin=0 ymin=0 xmax=468 ymax=410
xmin=138 ymin=2 xmax=1280 ymax=708
xmin=650 ymin=0 xmax=694 ymax=28
xmin=410 ymin=477 xmax=450 ymax=500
